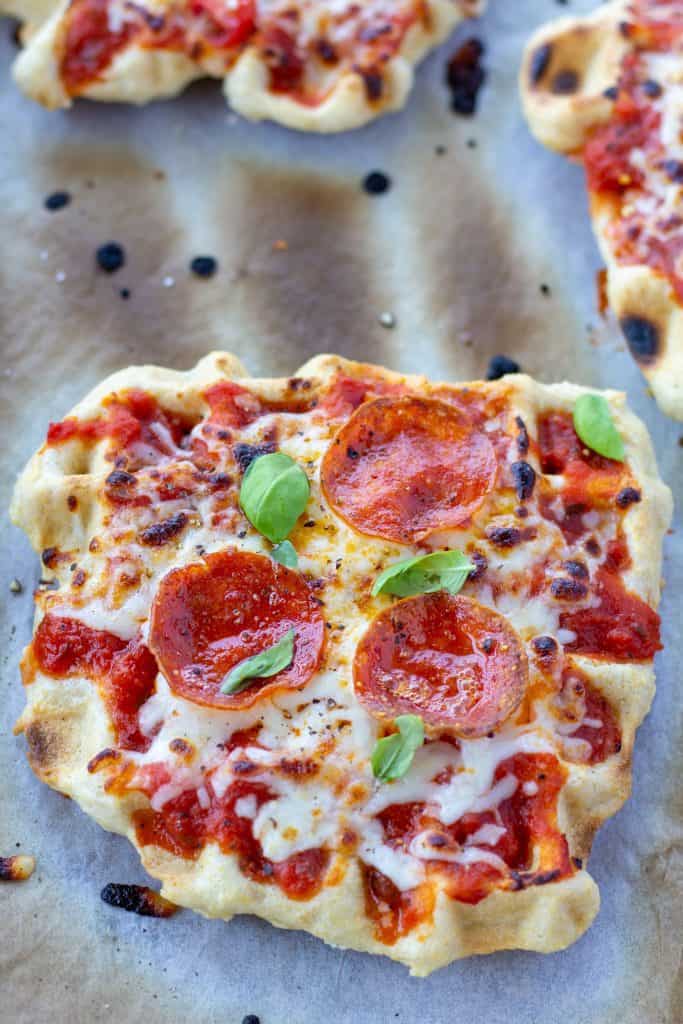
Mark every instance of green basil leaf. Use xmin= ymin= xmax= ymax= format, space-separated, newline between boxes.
xmin=371 ymin=715 xmax=425 ymax=782
xmin=240 ymin=452 xmax=310 ymax=543
xmin=372 ymin=549 xmax=474 ymax=598
xmin=271 ymin=539 xmax=298 ymax=568
xmin=573 ymin=394 xmax=625 ymax=462
xmin=220 ymin=628 xmax=295 ymax=695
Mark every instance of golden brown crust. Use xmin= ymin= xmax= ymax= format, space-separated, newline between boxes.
xmin=11 ymin=352 xmax=672 ymax=975
xmin=520 ymin=1 xmax=683 ymax=420
xmin=8 ymin=0 xmax=485 ymax=132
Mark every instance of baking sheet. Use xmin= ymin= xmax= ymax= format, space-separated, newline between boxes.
xmin=1 ymin=2 xmax=681 ymax=1022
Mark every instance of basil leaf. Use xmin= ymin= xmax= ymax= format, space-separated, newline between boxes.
xmin=573 ymin=394 xmax=625 ymax=462
xmin=271 ymin=539 xmax=298 ymax=568
xmin=371 ymin=715 xmax=425 ymax=782
xmin=372 ymin=550 xmax=474 ymax=598
xmin=220 ymin=628 xmax=295 ymax=695
xmin=240 ymin=452 xmax=310 ymax=543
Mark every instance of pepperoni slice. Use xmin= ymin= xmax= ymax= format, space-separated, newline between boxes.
xmin=321 ymin=396 xmax=498 ymax=544
xmin=149 ymin=550 xmax=324 ymax=709
xmin=353 ymin=594 xmax=527 ymax=737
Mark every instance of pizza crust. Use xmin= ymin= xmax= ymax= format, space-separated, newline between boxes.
xmin=11 ymin=352 xmax=672 ymax=975
xmin=520 ymin=1 xmax=683 ymax=420
xmin=6 ymin=0 xmax=485 ymax=132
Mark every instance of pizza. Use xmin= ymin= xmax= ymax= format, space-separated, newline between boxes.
xmin=4 ymin=0 xmax=484 ymax=132
xmin=521 ymin=0 xmax=683 ymax=421
xmin=11 ymin=352 xmax=671 ymax=975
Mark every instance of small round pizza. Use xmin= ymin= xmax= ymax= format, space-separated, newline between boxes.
xmin=12 ymin=352 xmax=671 ymax=975
xmin=521 ymin=0 xmax=683 ymax=421
xmin=5 ymin=0 xmax=484 ymax=131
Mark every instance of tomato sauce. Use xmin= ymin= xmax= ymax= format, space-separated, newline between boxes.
xmin=561 ymin=568 xmax=661 ymax=661
xmin=61 ymin=0 xmax=140 ymax=93
xmin=31 ymin=614 xmax=157 ymax=750
xmin=364 ymin=753 xmax=572 ymax=941
xmin=133 ymin=777 xmax=329 ymax=900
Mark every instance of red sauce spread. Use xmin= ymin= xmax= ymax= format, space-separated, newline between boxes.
xmin=537 ymin=411 xmax=625 ymax=508
xmin=364 ymin=753 xmax=572 ymax=940
xmin=59 ymin=0 xmax=420 ymax=105
xmin=557 ymin=667 xmax=622 ymax=764
xmin=353 ymin=594 xmax=528 ymax=738
xmin=561 ymin=568 xmax=661 ymax=661
xmin=133 ymin=777 xmax=329 ymax=900
xmin=31 ymin=614 xmax=157 ymax=750
xmin=46 ymin=389 xmax=193 ymax=467
xmin=322 ymin=395 xmax=498 ymax=544
xmin=582 ymin=7 xmax=683 ymax=301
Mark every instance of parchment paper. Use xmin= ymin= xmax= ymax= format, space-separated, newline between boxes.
xmin=1 ymin=3 xmax=681 ymax=1022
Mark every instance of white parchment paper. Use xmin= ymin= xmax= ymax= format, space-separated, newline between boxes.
xmin=1 ymin=3 xmax=681 ymax=1022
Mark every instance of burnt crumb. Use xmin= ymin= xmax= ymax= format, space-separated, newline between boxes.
xmin=616 ymin=486 xmax=642 ymax=509
xmin=509 ymin=867 xmax=561 ymax=891
xmin=100 ymin=883 xmax=178 ymax=918
xmin=233 ymin=441 xmax=277 ymax=473
xmin=44 ymin=191 xmax=71 ymax=212
xmin=468 ymin=551 xmax=488 ymax=581
xmin=603 ymin=85 xmax=619 ymax=100
xmin=362 ymin=170 xmax=391 ymax=195
xmin=511 ymin=461 xmax=536 ymax=501
xmin=95 ymin=242 xmax=125 ymax=274
xmin=139 ymin=512 xmax=188 ymax=546
xmin=9 ymin=579 xmax=23 ymax=594
xmin=190 ymin=255 xmax=218 ymax=278
xmin=529 ymin=42 xmax=552 ymax=84
xmin=515 ymin=415 xmax=530 ymax=455
xmin=532 ymin=635 xmax=557 ymax=658
xmin=67 ymin=494 xmax=78 ymax=510
xmin=486 ymin=354 xmax=520 ymax=380
xmin=0 ymin=855 xmax=35 ymax=881
xmin=551 ymin=69 xmax=579 ymax=94
xmin=563 ymin=559 xmax=588 ymax=579
xmin=446 ymin=37 xmax=486 ymax=116
xmin=316 ymin=37 xmax=338 ymax=63
xmin=585 ymin=537 xmax=601 ymax=557
xmin=572 ymin=856 xmax=584 ymax=870
xmin=242 ymin=1017 xmax=261 ymax=1024
xmin=550 ymin=577 xmax=589 ymax=601
xmin=119 ymin=288 xmax=131 ymax=300
xmin=540 ymin=283 xmax=551 ymax=296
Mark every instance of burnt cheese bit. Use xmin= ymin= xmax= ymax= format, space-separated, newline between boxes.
xmin=233 ymin=441 xmax=277 ymax=473
xmin=550 ymin=577 xmax=589 ymax=600
xmin=510 ymin=460 xmax=536 ymax=501
xmin=44 ymin=190 xmax=71 ymax=212
xmin=660 ymin=160 xmax=683 ymax=184
xmin=642 ymin=79 xmax=662 ymax=98
xmin=96 ymin=242 xmax=126 ymax=274
xmin=616 ymin=486 xmax=642 ymax=509
xmin=532 ymin=635 xmax=557 ymax=658
xmin=563 ymin=559 xmax=588 ymax=579
xmin=100 ymin=883 xmax=178 ymax=918
xmin=468 ymin=550 xmax=488 ymax=580
xmin=139 ymin=512 xmax=188 ymax=546
xmin=446 ymin=37 xmax=486 ymax=116
xmin=362 ymin=171 xmax=392 ymax=195
xmin=486 ymin=525 xmax=522 ymax=548
xmin=603 ymin=85 xmax=619 ymax=100
xmin=620 ymin=315 xmax=659 ymax=365
xmin=190 ymin=255 xmax=218 ymax=278
xmin=529 ymin=43 xmax=552 ymax=85
xmin=486 ymin=354 xmax=520 ymax=380
xmin=551 ymin=69 xmax=579 ymax=95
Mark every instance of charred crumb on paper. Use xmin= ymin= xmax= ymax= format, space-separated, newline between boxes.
xmin=44 ymin=191 xmax=71 ymax=212
xmin=486 ymin=355 xmax=520 ymax=380
xmin=190 ymin=256 xmax=218 ymax=278
xmin=0 ymin=855 xmax=35 ymax=881
xmin=362 ymin=171 xmax=391 ymax=196
xmin=446 ymin=38 xmax=486 ymax=116
xmin=96 ymin=242 xmax=126 ymax=274
xmin=100 ymin=883 xmax=178 ymax=918
xmin=9 ymin=578 xmax=22 ymax=594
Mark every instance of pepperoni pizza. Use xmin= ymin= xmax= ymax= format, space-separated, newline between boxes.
xmin=12 ymin=352 xmax=671 ymax=974
xmin=521 ymin=0 xmax=683 ymax=420
xmin=5 ymin=0 xmax=484 ymax=131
